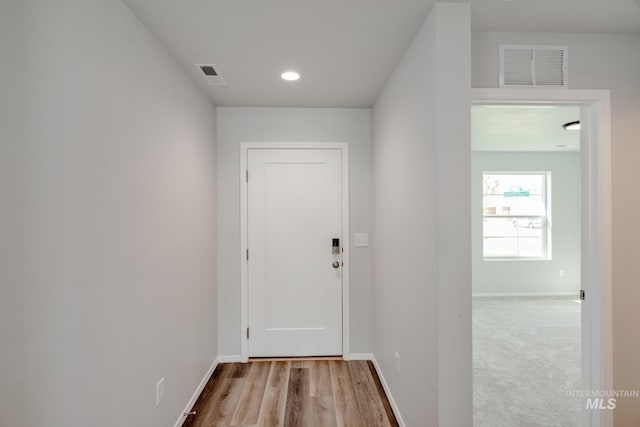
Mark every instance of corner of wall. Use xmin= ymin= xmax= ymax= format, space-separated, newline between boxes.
xmin=371 ymin=3 xmax=472 ymax=426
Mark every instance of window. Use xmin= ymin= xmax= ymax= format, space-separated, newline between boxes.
xmin=483 ymin=173 xmax=551 ymax=259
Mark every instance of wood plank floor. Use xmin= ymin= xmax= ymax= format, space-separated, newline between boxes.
xmin=183 ymin=360 xmax=398 ymax=427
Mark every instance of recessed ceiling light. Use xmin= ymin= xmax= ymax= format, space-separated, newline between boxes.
xmin=563 ymin=121 xmax=580 ymax=130
xmin=281 ymin=71 xmax=300 ymax=81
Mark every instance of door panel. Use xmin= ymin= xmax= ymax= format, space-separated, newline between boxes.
xmin=248 ymin=149 xmax=342 ymax=357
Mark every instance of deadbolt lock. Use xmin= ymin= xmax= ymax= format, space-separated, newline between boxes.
xmin=332 ymin=238 xmax=340 ymax=255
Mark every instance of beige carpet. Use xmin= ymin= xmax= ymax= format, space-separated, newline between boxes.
xmin=473 ymin=296 xmax=581 ymax=427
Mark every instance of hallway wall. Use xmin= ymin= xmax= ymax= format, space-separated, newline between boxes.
xmin=372 ymin=3 xmax=472 ymax=426
xmin=0 ymin=1 xmax=218 ymax=426
xmin=0 ymin=2 xmax=27 ymax=426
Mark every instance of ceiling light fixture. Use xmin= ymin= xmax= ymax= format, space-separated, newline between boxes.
xmin=563 ymin=121 xmax=580 ymax=130
xmin=281 ymin=71 xmax=300 ymax=81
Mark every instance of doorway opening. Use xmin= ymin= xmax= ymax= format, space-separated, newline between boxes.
xmin=471 ymin=89 xmax=612 ymax=427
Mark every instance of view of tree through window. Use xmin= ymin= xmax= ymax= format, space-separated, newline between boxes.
xmin=483 ymin=173 xmax=550 ymax=259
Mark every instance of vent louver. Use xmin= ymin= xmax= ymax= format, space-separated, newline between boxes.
xmin=195 ymin=63 xmax=227 ymax=86
xmin=500 ymin=45 xmax=568 ymax=89
xmin=200 ymin=65 xmax=217 ymax=76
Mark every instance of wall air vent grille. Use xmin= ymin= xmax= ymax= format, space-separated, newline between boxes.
xmin=499 ymin=45 xmax=568 ymax=89
xmin=195 ymin=63 xmax=227 ymax=86
xmin=200 ymin=65 xmax=217 ymax=76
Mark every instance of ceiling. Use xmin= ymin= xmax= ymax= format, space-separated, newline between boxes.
xmin=122 ymin=0 xmax=640 ymax=107
xmin=472 ymin=105 xmax=580 ymax=152
xmin=471 ymin=0 xmax=640 ymax=34
xmin=123 ymin=0 xmax=437 ymax=107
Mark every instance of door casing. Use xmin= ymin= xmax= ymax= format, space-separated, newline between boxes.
xmin=473 ymin=88 xmax=613 ymax=427
xmin=240 ymin=142 xmax=350 ymax=362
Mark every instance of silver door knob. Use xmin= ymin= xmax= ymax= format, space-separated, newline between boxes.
xmin=332 ymin=261 xmax=340 ymax=269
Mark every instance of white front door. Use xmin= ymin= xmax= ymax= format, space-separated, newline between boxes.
xmin=247 ymin=148 xmax=343 ymax=357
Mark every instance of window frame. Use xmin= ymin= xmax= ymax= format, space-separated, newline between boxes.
xmin=482 ymin=171 xmax=552 ymax=261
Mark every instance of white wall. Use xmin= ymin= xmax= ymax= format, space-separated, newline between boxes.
xmin=0 ymin=1 xmax=218 ymax=426
xmin=472 ymin=152 xmax=581 ymax=295
xmin=0 ymin=2 xmax=27 ymax=426
xmin=216 ymin=107 xmax=373 ymax=356
xmin=372 ymin=3 xmax=471 ymax=426
xmin=473 ymin=31 xmax=640 ymax=426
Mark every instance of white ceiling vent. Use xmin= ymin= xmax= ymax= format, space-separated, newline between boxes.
xmin=195 ymin=64 xmax=227 ymax=86
xmin=499 ymin=45 xmax=568 ymax=89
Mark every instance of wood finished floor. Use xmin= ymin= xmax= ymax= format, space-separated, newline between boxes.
xmin=183 ymin=359 xmax=399 ymax=427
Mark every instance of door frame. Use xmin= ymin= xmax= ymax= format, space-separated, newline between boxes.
xmin=472 ymin=88 xmax=613 ymax=427
xmin=239 ymin=142 xmax=350 ymax=362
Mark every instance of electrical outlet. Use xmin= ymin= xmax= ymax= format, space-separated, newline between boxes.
xmin=156 ymin=377 xmax=165 ymax=407
xmin=559 ymin=269 xmax=565 ymax=278
xmin=394 ymin=351 xmax=400 ymax=374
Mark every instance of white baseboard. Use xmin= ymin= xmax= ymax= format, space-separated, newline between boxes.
xmin=217 ymin=355 xmax=243 ymax=363
xmin=370 ymin=356 xmax=406 ymax=427
xmin=174 ymin=357 xmax=218 ymax=427
xmin=473 ymin=292 xmax=579 ymax=297
xmin=346 ymin=353 xmax=374 ymax=361
xmin=343 ymin=353 xmax=406 ymax=426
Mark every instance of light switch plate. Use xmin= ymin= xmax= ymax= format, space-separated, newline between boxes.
xmin=355 ymin=233 xmax=369 ymax=247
